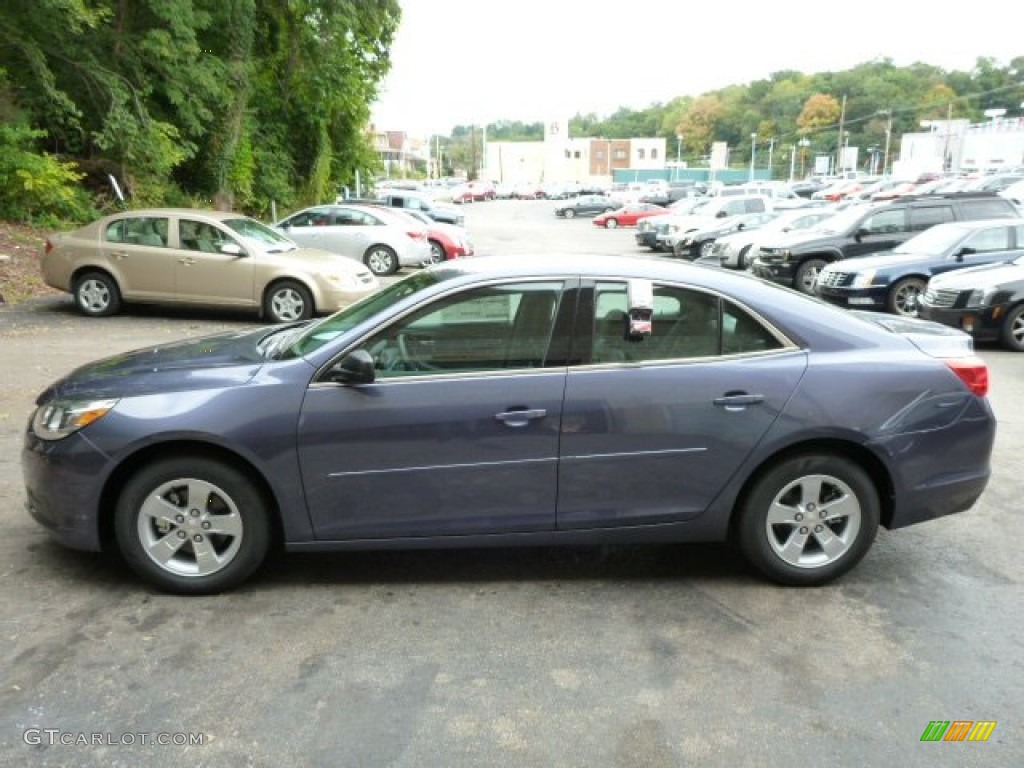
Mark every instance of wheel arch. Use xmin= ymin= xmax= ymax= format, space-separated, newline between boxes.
xmin=261 ymin=276 xmax=318 ymax=318
xmin=71 ymin=265 xmax=121 ymax=293
xmin=98 ymin=440 xmax=285 ymax=556
xmin=727 ymin=438 xmax=895 ymax=542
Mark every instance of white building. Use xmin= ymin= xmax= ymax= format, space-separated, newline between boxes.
xmin=897 ymin=117 xmax=1024 ymax=176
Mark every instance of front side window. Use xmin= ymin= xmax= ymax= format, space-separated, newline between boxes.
xmin=180 ymin=219 xmax=233 ymax=253
xmin=354 ymin=281 xmax=565 ymax=378
xmin=863 ymin=208 xmax=906 ymax=235
xmin=962 ymin=226 xmax=1010 ymax=253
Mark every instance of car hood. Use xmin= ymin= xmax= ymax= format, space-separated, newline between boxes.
xmin=38 ymin=327 xmax=275 ymax=403
xmin=928 ymin=260 xmax=1024 ymax=290
xmin=826 ymin=250 xmax=945 ymax=272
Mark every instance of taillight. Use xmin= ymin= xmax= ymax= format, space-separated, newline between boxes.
xmin=946 ymin=357 xmax=989 ymax=397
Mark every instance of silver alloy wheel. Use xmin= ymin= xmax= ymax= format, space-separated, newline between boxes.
xmin=796 ymin=259 xmax=825 ymax=294
xmin=1003 ymin=305 xmax=1024 ymax=351
xmin=764 ymin=473 xmax=862 ymax=569
xmin=78 ymin=278 xmax=112 ymax=313
xmin=136 ymin=477 xmax=244 ymax=578
xmin=605 ymin=218 xmax=619 ymax=229
xmin=890 ymin=278 xmax=926 ymax=317
xmin=270 ymin=287 xmax=307 ymax=322
xmin=563 ymin=208 xmax=575 ymax=219
xmin=428 ymin=241 xmax=445 ymax=264
xmin=366 ymin=246 xmax=397 ymax=275
xmin=699 ymin=240 xmax=715 ymax=258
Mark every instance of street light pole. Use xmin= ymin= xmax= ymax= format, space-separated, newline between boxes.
xmin=749 ymin=133 xmax=757 ymax=181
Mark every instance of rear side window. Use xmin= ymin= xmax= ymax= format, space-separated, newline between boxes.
xmin=909 ymin=205 xmax=954 ymax=231
xmin=958 ymin=198 xmax=1017 ymax=219
xmin=108 ymin=217 xmax=168 ymax=247
xmin=863 ymin=208 xmax=907 ymax=234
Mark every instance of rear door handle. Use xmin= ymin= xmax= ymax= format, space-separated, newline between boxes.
xmin=713 ymin=393 xmax=764 ymax=411
xmin=495 ymin=409 xmax=547 ymax=428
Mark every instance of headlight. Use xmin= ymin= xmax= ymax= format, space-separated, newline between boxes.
xmin=966 ymin=288 xmax=996 ymax=307
xmin=32 ymin=398 xmax=119 ymax=441
xmin=851 ymin=270 xmax=877 ymax=287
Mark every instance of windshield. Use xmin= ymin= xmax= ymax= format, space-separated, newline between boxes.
xmin=814 ymin=204 xmax=873 ymax=234
xmin=225 ymin=217 xmax=297 ymax=253
xmin=284 ymin=269 xmax=455 ymax=357
xmin=892 ymin=225 xmax=967 ymax=255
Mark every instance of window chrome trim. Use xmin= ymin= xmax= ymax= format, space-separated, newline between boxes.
xmin=328 ymin=456 xmax=557 ymax=478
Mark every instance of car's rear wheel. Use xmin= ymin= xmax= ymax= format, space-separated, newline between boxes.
xmin=604 ymin=218 xmax=619 ymax=229
xmin=795 ymin=258 xmax=827 ymax=294
xmin=887 ymin=277 xmax=926 ymax=317
xmin=698 ymin=240 xmax=716 ymax=259
xmin=1001 ymin=305 xmax=1024 ymax=351
xmin=114 ymin=457 xmax=271 ymax=594
xmin=264 ymin=280 xmax=313 ymax=323
xmin=364 ymin=245 xmax=398 ymax=275
xmin=73 ymin=271 xmax=121 ymax=317
xmin=563 ymin=208 xmax=576 ymax=219
xmin=736 ymin=454 xmax=879 ymax=586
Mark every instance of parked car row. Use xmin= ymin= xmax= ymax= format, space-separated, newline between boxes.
xmin=41 ymin=199 xmax=477 ymax=324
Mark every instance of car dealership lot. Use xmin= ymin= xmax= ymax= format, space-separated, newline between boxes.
xmin=1 ymin=200 xmax=1022 ymax=766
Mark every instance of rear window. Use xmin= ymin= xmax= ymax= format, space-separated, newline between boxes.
xmin=958 ymin=198 xmax=1017 ymax=219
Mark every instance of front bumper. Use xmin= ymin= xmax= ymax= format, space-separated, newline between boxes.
xmin=815 ymin=285 xmax=887 ymax=310
xmin=918 ymin=304 xmax=1004 ymax=343
xmin=750 ymin=260 xmax=795 ymax=285
xmin=634 ymin=231 xmax=660 ymax=248
xmin=22 ymin=427 xmax=109 ymax=552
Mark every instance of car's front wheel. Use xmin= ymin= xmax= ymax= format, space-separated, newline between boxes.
xmin=887 ymin=277 xmax=926 ymax=317
xmin=73 ymin=271 xmax=122 ymax=317
xmin=114 ymin=456 xmax=272 ymax=594
xmin=795 ymin=258 xmax=827 ymax=294
xmin=364 ymin=245 xmax=398 ymax=275
xmin=698 ymin=240 xmax=716 ymax=259
xmin=1001 ymin=304 xmax=1024 ymax=351
xmin=427 ymin=240 xmax=446 ymax=264
xmin=736 ymin=454 xmax=879 ymax=586
xmin=264 ymin=280 xmax=313 ymax=323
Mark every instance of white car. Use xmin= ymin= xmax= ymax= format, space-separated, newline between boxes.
xmin=274 ymin=203 xmax=432 ymax=275
xmin=716 ymin=208 xmax=837 ymax=269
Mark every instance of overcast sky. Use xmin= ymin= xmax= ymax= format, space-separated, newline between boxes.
xmin=371 ymin=0 xmax=1023 ymax=137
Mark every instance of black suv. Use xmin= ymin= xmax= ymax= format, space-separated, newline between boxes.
xmin=751 ymin=193 xmax=1018 ymax=294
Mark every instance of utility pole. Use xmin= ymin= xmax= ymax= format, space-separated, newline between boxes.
xmin=836 ymin=94 xmax=847 ymax=176
xmin=767 ymin=137 xmax=775 ymax=180
xmin=882 ymin=110 xmax=892 ymax=176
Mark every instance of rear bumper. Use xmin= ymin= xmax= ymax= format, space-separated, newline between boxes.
xmin=918 ymin=305 xmax=1004 ymax=343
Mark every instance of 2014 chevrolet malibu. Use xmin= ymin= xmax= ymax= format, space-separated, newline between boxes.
xmin=23 ymin=255 xmax=996 ymax=594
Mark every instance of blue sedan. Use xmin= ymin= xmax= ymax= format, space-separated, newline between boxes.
xmin=23 ymin=255 xmax=996 ymax=593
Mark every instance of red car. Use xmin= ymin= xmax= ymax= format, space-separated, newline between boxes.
xmin=387 ymin=208 xmax=473 ymax=264
xmin=452 ymin=180 xmax=497 ymax=204
xmin=592 ymin=203 xmax=666 ymax=229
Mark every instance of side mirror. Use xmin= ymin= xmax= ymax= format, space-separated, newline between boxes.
xmin=955 ymin=246 xmax=976 ymax=262
xmin=220 ymin=242 xmax=246 ymax=257
xmin=855 ymin=227 xmax=870 ymax=240
xmin=716 ymin=210 xmax=728 ymax=218
xmin=328 ymin=350 xmax=376 ymax=385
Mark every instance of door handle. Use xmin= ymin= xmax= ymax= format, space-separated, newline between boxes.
xmin=713 ymin=393 xmax=764 ymax=411
xmin=178 ymin=257 xmax=196 ymax=266
xmin=495 ymin=409 xmax=547 ymax=428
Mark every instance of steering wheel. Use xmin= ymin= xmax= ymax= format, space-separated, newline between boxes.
xmin=397 ymin=332 xmax=440 ymax=371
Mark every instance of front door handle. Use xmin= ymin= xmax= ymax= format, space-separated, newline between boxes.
xmin=495 ymin=409 xmax=547 ymax=428
xmin=713 ymin=393 xmax=764 ymax=411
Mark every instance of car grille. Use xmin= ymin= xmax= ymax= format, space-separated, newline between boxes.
xmin=759 ymin=248 xmax=787 ymax=263
xmin=921 ymin=288 xmax=960 ymax=308
xmin=816 ymin=271 xmax=852 ymax=288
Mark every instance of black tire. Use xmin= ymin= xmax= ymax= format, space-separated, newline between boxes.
xmin=73 ymin=271 xmax=122 ymax=317
xmin=887 ymin=277 xmax=926 ymax=317
xmin=364 ymin=244 xmax=399 ymax=275
xmin=795 ymin=258 xmax=827 ymax=295
xmin=563 ymin=208 xmax=576 ymax=219
xmin=698 ymin=240 xmax=715 ymax=259
xmin=604 ymin=218 xmax=619 ymax=229
xmin=1001 ymin=304 xmax=1024 ymax=352
xmin=114 ymin=456 xmax=272 ymax=594
xmin=263 ymin=280 xmax=313 ymax=323
xmin=427 ymin=240 xmax=446 ymax=264
xmin=738 ymin=245 xmax=754 ymax=269
xmin=736 ymin=454 xmax=880 ymax=586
